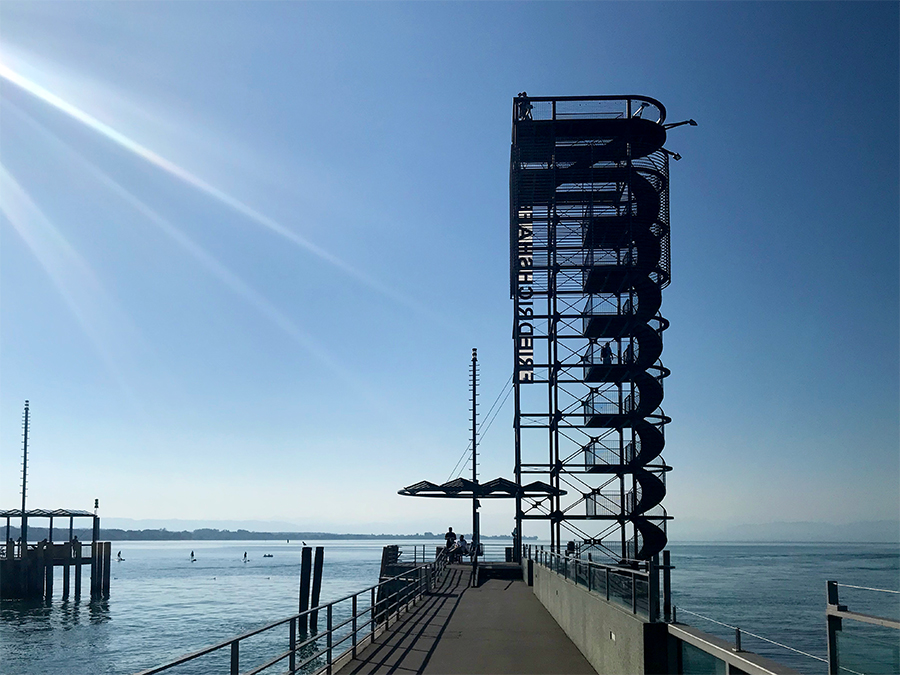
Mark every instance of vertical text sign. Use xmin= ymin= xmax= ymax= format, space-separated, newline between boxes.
xmin=516 ymin=207 xmax=534 ymax=382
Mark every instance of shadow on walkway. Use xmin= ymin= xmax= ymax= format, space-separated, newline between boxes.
xmin=337 ymin=566 xmax=469 ymax=675
xmin=335 ymin=565 xmax=595 ymax=675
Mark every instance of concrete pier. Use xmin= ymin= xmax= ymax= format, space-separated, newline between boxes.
xmin=334 ymin=564 xmax=595 ymax=675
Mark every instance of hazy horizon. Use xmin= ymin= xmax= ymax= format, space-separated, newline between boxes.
xmin=75 ymin=517 xmax=899 ymax=544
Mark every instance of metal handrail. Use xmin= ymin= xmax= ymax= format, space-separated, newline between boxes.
xmin=135 ymin=553 xmax=448 ymax=675
xmin=526 ymin=545 xmax=649 ymax=579
xmin=524 ymin=545 xmax=654 ymax=618
xmin=513 ymin=95 xmax=667 ymax=125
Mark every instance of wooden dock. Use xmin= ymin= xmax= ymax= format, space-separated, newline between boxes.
xmin=1 ymin=509 xmax=111 ymax=600
xmin=334 ymin=564 xmax=595 ymax=675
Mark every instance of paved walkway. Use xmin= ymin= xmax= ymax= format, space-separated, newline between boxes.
xmin=335 ymin=565 xmax=595 ymax=675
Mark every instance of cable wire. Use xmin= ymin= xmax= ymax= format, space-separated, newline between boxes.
xmin=477 ymin=374 xmax=513 ymax=435
xmin=447 ymin=376 xmax=514 ymax=481
xmin=837 ymin=584 xmax=900 ymax=594
xmin=674 ymin=607 xmax=829 ymax=664
xmin=477 ymin=381 xmax=513 ymax=445
xmin=457 ymin=379 xmax=514 ymax=479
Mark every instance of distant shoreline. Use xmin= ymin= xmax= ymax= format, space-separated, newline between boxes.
xmin=4 ymin=526 xmax=536 ymax=542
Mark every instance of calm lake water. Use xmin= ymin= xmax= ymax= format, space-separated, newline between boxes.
xmin=1 ymin=540 xmax=897 ymax=675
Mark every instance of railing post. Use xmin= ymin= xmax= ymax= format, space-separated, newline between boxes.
xmin=826 ymin=581 xmax=842 ymax=675
xmin=371 ymin=587 xmax=376 ymax=632
xmin=352 ymin=594 xmax=358 ymax=658
xmin=326 ymin=604 xmax=333 ymax=674
xmin=587 ymin=559 xmax=592 ymax=592
xmin=289 ymin=617 xmax=297 ymax=673
xmin=733 ymin=627 xmax=742 ymax=652
xmin=605 ymin=568 xmax=610 ymax=601
xmin=632 ymin=572 xmax=638 ymax=614
xmin=230 ymin=640 xmax=239 ymax=675
xmin=663 ymin=550 xmax=672 ymax=622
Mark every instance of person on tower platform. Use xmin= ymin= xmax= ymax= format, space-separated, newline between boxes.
xmin=601 ymin=342 xmax=613 ymax=365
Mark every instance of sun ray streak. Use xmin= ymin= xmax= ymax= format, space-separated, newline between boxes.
xmin=0 ymin=61 xmax=455 ymax=330
xmin=0 ymin=163 xmax=142 ymax=407
xmin=93 ymin=169 xmax=361 ymax=389
xmin=3 ymin=99 xmax=374 ymax=399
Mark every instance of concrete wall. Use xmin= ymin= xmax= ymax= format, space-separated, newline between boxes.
xmin=531 ymin=563 xmax=668 ymax=674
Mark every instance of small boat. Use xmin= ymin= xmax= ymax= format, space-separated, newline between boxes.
xmin=263 ymin=554 xmax=273 ymax=558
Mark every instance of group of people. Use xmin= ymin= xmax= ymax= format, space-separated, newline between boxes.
xmin=443 ymin=527 xmax=472 ymax=563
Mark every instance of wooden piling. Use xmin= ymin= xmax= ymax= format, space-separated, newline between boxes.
xmin=90 ymin=542 xmax=100 ymax=598
xmin=43 ymin=542 xmax=53 ymax=599
xmin=74 ymin=539 xmax=82 ymax=599
xmin=298 ymin=547 xmax=312 ymax=631
xmin=63 ymin=542 xmax=71 ymax=599
xmin=310 ymin=546 xmax=324 ymax=632
xmin=101 ymin=542 xmax=111 ymax=596
xmin=91 ymin=515 xmax=100 ymax=599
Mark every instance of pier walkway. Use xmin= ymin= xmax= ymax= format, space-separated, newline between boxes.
xmin=335 ymin=564 xmax=595 ymax=675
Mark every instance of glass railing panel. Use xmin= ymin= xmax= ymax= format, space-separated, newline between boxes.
xmin=590 ymin=566 xmax=607 ymax=597
xmin=835 ymin=622 xmax=900 ymax=675
xmin=607 ymin=570 xmax=634 ymax=611
xmin=679 ymin=641 xmax=727 ymax=675
xmin=634 ymin=578 xmax=650 ymax=618
xmin=575 ymin=560 xmax=589 ymax=588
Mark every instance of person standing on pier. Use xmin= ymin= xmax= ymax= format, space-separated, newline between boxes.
xmin=444 ymin=527 xmax=456 ymax=552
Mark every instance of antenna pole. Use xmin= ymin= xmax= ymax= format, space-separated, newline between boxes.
xmin=21 ymin=400 xmax=29 ymax=543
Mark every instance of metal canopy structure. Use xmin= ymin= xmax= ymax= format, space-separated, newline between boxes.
xmin=2 ymin=509 xmax=99 ymax=546
xmin=398 ymin=477 xmax=565 ymax=499
xmin=1 ymin=509 xmax=94 ymax=518
xmin=510 ymin=95 xmax=678 ymax=561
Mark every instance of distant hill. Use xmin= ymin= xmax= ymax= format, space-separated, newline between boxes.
xmin=5 ymin=526 xmax=535 ymax=542
xmin=669 ymin=519 xmax=900 ymax=543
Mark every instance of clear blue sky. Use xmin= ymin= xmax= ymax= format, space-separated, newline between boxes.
xmin=1 ymin=2 xmax=897 ymax=537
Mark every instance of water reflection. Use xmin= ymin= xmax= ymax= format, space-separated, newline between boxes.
xmin=0 ymin=597 xmax=53 ymax=626
xmin=57 ymin=598 xmax=82 ymax=629
xmin=1 ymin=595 xmax=110 ymax=628
xmin=89 ymin=598 xmax=111 ymax=624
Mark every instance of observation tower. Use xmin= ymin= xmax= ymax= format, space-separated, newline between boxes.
xmin=511 ymin=95 xmax=684 ymax=561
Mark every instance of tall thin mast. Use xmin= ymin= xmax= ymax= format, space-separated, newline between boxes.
xmin=21 ymin=400 xmax=29 ymax=543
xmin=471 ymin=349 xmax=479 ymax=558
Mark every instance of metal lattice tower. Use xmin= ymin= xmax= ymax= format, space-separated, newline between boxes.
xmin=510 ymin=95 xmax=673 ymax=561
